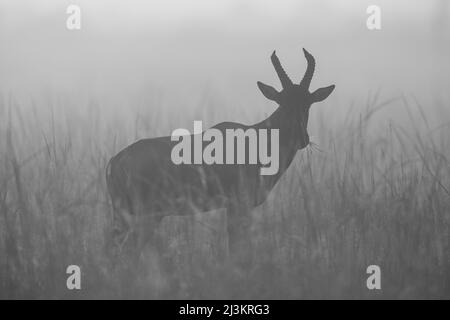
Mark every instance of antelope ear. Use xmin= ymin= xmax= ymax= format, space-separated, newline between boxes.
xmin=310 ymin=85 xmax=335 ymax=103
xmin=257 ymin=81 xmax=280 ymax=102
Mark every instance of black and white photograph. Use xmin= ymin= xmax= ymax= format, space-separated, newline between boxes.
xmin=0 ymin=0 xmax=449 ymax=302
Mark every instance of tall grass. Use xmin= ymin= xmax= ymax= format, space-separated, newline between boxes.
xmin=0 ymin=91 xmax=449 ymax=299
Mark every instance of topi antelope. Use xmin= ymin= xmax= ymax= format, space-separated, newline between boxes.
xmin=106 ymin=48 xmax=335 ymax=266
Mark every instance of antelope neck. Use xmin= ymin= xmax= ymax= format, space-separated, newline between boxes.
xmin=257 ymin=106 xmax=305 ymax=151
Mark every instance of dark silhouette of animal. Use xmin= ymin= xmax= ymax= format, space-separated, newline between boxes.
xmin=106 ymin=48 xmax=335 ymax=265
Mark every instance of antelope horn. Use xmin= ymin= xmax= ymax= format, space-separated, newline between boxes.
xmin=299 ymin=48 xmax=315 ymax=89
xmin=271 ymin=51 xmax=292 ymax=89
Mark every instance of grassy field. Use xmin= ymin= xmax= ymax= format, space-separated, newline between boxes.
xmin=0 ymin=91 xmax=449 ymax=299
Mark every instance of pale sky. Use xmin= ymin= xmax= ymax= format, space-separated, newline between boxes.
xmin=0 ymin=0 xmax=448 ymax=120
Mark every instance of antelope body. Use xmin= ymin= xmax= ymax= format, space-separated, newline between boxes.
xmin=106 ymin=48 xmax=335 ymax=263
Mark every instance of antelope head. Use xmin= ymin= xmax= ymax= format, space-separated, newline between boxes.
xmin=257 ymin=48 xmax=335 ymax=149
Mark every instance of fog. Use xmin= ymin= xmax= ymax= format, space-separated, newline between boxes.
xmin=1 ymin=0 xmax=450 ymax=299
xmin=0 ymin=0 xmax=449 ymax=124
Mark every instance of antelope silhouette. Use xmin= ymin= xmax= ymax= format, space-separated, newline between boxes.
xmin=106 ymin=48 xmax=335 ymax=266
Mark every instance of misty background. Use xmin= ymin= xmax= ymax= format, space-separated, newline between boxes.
xmin=0 ymin=0 xmax=449 ymax=133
